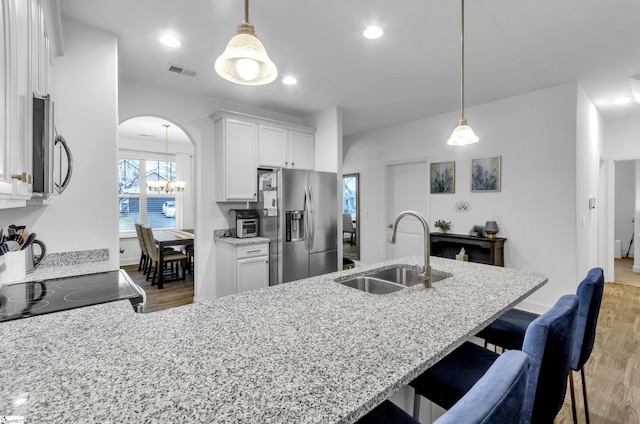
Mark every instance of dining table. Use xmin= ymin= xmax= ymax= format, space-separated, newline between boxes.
xmin=152 ymin=229 xmax=194 ymax=289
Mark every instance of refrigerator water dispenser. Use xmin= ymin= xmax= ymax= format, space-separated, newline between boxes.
xmin=286 ymin=211 xmax=305 ymax=242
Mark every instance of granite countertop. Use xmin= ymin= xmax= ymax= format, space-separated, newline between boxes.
xmin=0 ymin=256 xmax=547 ymax=423
xmin=215 ymin=236 xmax=271 ymax=246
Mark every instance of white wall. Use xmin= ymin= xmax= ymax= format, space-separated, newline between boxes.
xmin=614 ymin=160 xmax=635 ymax=257
xmin=344 ymin=83 xmax=583 ymax=311
xmin=575 ymin=85 xmax=605 ymax=284
xmin=0 ymin=19 xmax=119 ymax=268
xmin=304 ymin=107 xmax=343 ymax=259
xmin=604 ymin=115 xmax=640 ymax=159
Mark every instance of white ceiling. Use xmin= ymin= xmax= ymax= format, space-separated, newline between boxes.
xmin=60 ymin=0 xmax=640 ymax=137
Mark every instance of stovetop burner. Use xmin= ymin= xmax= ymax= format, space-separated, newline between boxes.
xmin=0 ymin=270 xmax=145 ymax=322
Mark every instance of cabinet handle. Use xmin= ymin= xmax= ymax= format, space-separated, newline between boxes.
xmin=247 ymin=250 xmax=261 ymax=254
xmin=291 ymin=162 xmax=295 ymax=167
xmin=11 ymin=173 xmax=29 ymax=182
xmin=285 ymin=161 xmax=288 ymax=166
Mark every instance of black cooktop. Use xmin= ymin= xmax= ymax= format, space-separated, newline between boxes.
xmin=0 ymin=270 xmax=145 ymax=322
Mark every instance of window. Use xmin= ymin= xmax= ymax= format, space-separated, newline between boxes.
xmin=118 ymin=156 xmax=177 ymax=233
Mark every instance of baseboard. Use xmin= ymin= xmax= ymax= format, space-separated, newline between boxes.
xmin=515 ymin=299 xmax=551 ymax=315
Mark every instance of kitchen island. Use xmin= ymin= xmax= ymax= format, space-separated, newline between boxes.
xmin=0 ymin=256 xmax=546 ymax=423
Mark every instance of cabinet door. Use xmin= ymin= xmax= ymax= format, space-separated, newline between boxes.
xmin=289 ymin=131 xmax=314 ymax=170
xmin=236 ymin=256 xmax=269 ymax=294
xmin=258 ymin=124 xmax=287 ymax=168
xmin=12 ymin=0 xmax=32 ymax=197
xmin=0 ymin=0 xmax=13 ymax=196
xmin=224 ymin=119 xmax=257 ymax=201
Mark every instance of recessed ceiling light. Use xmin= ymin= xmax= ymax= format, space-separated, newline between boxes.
xmin=363 ymin=26 xmax=383 ymax=40
xmin=282 ymin=76 xmax=297 ymax=85
xmin=159 ymin=34 xmax=181 ymax=48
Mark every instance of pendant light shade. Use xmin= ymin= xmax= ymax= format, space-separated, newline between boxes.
xmin=448 ymin=0 xmax=479 ymax=146
xmin=215 ymin=0 xmax=277 ymax=86
xmin=447 ymin=119 xmax=479 ymax=145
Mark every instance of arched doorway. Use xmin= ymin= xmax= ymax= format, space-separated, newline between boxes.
xmin=117 ymin=116 xmax=196 ymax=311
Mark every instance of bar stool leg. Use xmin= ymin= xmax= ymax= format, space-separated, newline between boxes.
xmin=412 ymin=392 xmax=421 ymax=420
xmin=581 ymin=368 xmax=591 ymax=424
xmin=569 ymin=371 xmax=578 ymax=424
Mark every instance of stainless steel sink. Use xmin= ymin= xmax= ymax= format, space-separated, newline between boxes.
xmin=340 ymin=277 xmax=406 ymax=294
xmin=337 ymin=266 xmax=451 ymax=294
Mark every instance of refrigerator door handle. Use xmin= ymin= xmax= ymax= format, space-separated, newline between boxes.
xmin=303 ymin=185 xmax=311 ymax=251
xmin=308 ymin=184 xmax=315 ymax=250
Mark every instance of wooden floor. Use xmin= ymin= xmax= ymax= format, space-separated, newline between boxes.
xmin=555 ymin=262 xmax=640 ymax=424
xmin=120 ymin=263 xmax=194 ymax=313
xmin=121 ymin=260 xmax=640 ymax=423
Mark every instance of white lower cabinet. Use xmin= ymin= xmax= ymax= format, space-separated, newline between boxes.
xmin=236 ymin=255 xmax=269 ymax=293
xmin=216 ymin=241 xmax=269 ymax=296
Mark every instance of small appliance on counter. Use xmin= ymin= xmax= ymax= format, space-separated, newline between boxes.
xmin=230 ymin=209 xmax=259 ymax=238
xmin=0 ymin=270 xmax=145 ymax=322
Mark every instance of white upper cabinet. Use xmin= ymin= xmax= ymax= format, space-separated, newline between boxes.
xmin=214 ymin=117 xmax=258 ymax=202
xmin=1 ymin=0 xmax=51 ymax=208
xmin=257 ymin=125 xmax=287 ymax=168
xmin=288 ymin=130 xmax=314 ymax=170
xmin=257 ymin=125 xmax=315 ymax=170
xmin=212 ymin=110 xmax=316 ymax=202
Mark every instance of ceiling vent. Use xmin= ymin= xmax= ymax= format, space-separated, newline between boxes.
xmin=168 ymin=64 xmax=197 ymax=77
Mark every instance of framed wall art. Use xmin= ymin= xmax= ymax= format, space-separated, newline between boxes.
xmin=471 ymin=156 xmax=501 ymax=192
xmin=430 ymin=161 xmax=455 ymax=193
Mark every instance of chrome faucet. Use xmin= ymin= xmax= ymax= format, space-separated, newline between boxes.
xmin=388 ymin=210 xmax=432 ymax=288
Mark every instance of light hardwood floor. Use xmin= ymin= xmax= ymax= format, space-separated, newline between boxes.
xmin=121 ymin=261 xmax=640 ymax=423
xmin=555 ymin=260 xmax=640 ymax=424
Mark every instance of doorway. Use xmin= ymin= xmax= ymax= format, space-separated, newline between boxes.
xmin=343 ymin=173 xmax=359 ymax=260
xmin=384 ymin=160 xmax=429 ymax=260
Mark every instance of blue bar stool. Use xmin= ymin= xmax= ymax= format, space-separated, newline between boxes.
xmin=358 ymin=350 xmax=529 ymax=424
xmin=477 ymin=268 xmax=604 ymax=424
xmin=410 ymin=294 xmax=579 ymax=423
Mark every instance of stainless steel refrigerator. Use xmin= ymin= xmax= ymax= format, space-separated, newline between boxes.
xmin=257 ymin=168 xmax=338 ymax=285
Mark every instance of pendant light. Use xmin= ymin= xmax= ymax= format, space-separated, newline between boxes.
xmin=447 ymin=0 xmax=479 ymax=146
xmin=215 ymin=0 xmax=277 ymax=86
xmin=147 ymin=124 xmax=186 ymax=193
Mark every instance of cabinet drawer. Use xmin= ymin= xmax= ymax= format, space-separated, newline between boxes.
xmin=236 ymin=243 xmax=269 ymax=259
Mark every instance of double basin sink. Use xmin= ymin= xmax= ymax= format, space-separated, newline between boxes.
xmin=336 ymin=266 xmax=450 ymax=294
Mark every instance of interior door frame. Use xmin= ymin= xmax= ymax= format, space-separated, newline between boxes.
xmin=383 ymin=157 xmax=429 ymax=260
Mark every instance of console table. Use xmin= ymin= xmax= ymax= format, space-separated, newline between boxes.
xmin=431 ymin=233 xmax=507 ymax=267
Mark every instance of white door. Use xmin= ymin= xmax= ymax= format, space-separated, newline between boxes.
xmin=236 ymin=256 xmax=269 ymax=293
xmin=385 ymin=160 xmax=428 ymax=260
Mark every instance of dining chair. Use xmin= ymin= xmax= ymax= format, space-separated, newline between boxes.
xmin=343 ymin=213 xmax=356 ymax=245
xmin=477 ymin=268 xmax=604 ymax=424
xmin=410 ymin=294 xmax=579 ymax=424
xmin=134 ymin=223 xmax=150 ymax=274
xmin=356 ymin=350 xmax=529 ymax=424
xmin=141 ymin=225 xmax=187 ymax=285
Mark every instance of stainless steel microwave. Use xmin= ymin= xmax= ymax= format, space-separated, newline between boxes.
xmin=32 ymin=97 xmax=73 ymax=196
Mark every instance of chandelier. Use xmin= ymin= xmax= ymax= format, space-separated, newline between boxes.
xmin=146 ymin=124 xmax=186 ymax=193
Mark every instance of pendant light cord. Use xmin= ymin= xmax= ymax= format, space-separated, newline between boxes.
xmin=460 ymin=0 xmax=465 ymax=120
xmin=245 ymin=0 xmax=249 ymax=23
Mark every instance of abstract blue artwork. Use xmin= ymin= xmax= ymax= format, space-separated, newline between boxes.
xmin=430 ymin=161 xmax=455 ymax=193
xmin=471 ymin=156 xmax=501 ymax=192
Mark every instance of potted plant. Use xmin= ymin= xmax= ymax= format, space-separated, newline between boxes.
xmin=434 ymin=219 xmax=452 ymax=233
